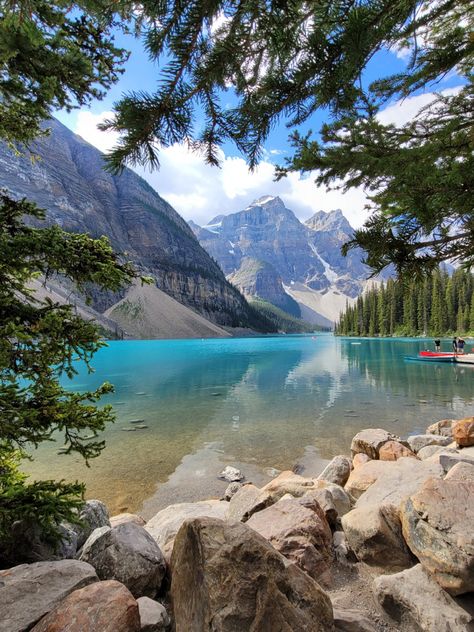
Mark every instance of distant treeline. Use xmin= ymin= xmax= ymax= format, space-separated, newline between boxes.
xmin=335 ymin=268 xmax=474 ymax=337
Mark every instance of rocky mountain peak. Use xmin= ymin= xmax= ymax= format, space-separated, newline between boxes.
xmin=305 ymin=209 xmax=351 ymax=234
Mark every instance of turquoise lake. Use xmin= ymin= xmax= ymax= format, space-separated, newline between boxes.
xmin=24 ymin=334 xmax=474 ymax=517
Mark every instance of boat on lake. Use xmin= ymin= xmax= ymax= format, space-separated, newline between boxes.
xmin=405 ymin=350 xmax=474 ymax=364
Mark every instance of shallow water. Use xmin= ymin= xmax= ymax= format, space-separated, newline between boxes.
xmin=23 ymin=334 xmax=474 ymax=516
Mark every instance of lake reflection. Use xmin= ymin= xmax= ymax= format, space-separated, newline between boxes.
xmin=23 ymin=335 xmax=474 ymax=515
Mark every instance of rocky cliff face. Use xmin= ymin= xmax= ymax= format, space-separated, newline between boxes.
xmin=227 ymin=258 xmax=301 ymax=317
xmin=0 ymin=119 xmax=267 ymax=330
xmin=190 ymin=196 xmax=372 ymax=324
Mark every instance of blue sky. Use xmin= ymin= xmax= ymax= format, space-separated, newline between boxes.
xmin=56 ymin=27 xmax=463 ymax=228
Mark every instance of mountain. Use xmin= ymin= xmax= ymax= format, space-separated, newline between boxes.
xmin=227 ymin=258 xmax=301 ymax=317
xmin=190 ymin=196 xmax=372 ymax=325
xmin=0 ymin=119 xmax=273 ymax=336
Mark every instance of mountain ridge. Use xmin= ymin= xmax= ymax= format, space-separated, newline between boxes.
xmin=0 ymin=118 xmax=273 ymax=335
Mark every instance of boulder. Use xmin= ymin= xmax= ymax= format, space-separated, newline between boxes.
xmin=317 ymin=455 xmax=352 ymax=486
xmin=344 ymin=460 xmax=389 ymax=499
xmin=352 ymin=453 xmax=371 ymax=468
xmin=342 ymin=458 xmax=443 ymax=572
xmin=145 ymin=500 xmax=229 ymax=562
xmin=379 ymin=440 xmax=417 ymax=461
xmin=223 ymin=481 xmax=243 ymax=500
xmin=170 ymin=517 xmax=335 ymax=632
xmin=0 ymin=560 xmax=98 ymax=632
xmin=219 ymin=465 xmax=244 ymax=481
xmin=333 ymin=608 xmax=377 ymax=632
xmin=30 ymin=580 xmax=140 ymax=632
xmin=439 ymin=451 xmax=474 ymax=472
xmin=426 ymin=419 xmax=456 ymax=437
xmin=407 ymin=434 xmax=452 ymax=453
xmin=79 ymin=523 xmax=166 ymax=598
xmin=137 ymin=597 xmax=170 ymax=631
xmin=311 ymin=481 xmax=352 ymax=518
xmin=350 ymin=428 xmax=399 ymax=459
xmin=226 ymin=484 xmax=272 ymax=522
xmin=261 ymin=470 xmax=315 ymax=500
xmin=110 ymin=513 xmax=146 ymax=528
xmin=332 ymin=531 xmax=356 ymax=566
xmin=401 ymin=477 xmax=474 ymax=595
xmin=453 ymin=417 xmax=474 ymax=447
xmin=75 ymin=499 xmax=110 ymax=549
xmin=374 ymin=564 xmax=473 ymax=631
xmin=246 ymin=495 xmax=333 ymax=583
xmin=445 ymin=461 xmax=474 ymax=482
xmin=305 ymin=488 xmax=338 ymax=527
xmin=418 ymin=445 xmax=457 ymax=460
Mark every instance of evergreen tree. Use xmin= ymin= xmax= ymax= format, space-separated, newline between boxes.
xmin=0 ymin=1 xmax=135 ymax=558
xmin=336 ymin=267 xmax=474 ymax=337
xmin=101 ymin=0 xmax=473 ymax=276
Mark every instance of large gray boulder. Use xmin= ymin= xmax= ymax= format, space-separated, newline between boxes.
xmin=137 ymin=597 xmax=170 ymax=631
xmin=246 ymin=495 xmax=333 ymax=583
xmin=145 ymin=499 xmax=229 ymax=562
xmin=426 ymin=419 xmax=456 ymax=437
xmin=74 ymin=499 xmax=111 ymax=549
xmin=406 ymin=434 xmax=452 ymax=453
xmin=350 ymin=429 xmax=399 ymax=459
xmin=401 ymin=477 xmax=474 ymax=595
xmin=0 ymin=560 xmax=98 ymax=632
xmin=317 ymin=455 xmax=352 ymax=487
xmin=30 ymin=580 xmax=140 ymax=632
xmin=342 ymin=457 xmax=443 ymax=572
xmin=374 ymin=564 xmax=473 ymax=631
xmin=170 ymin=517 xmax=335 ymax=631
xmin=79 ymin=523 xmax=166 ymax=598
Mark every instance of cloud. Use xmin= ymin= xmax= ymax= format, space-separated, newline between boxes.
xmin=72 ymin=109 xmax=370 ymax=227
xmin=377 ymin=86 xmax=463 ymax=126
xmin=71 ymin=87 xmax=462 ymax=229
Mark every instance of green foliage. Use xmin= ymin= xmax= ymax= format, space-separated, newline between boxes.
xmin=250 ymin=298 xmax=320 ymax=334
xmin=336 ymin=267 xmax=474 ymax=337
xmin=0 ymin=0 xmax=131 ymax=146
xmin=101 ymin=0 xmax=473 ymax=275
xmin=0 ymin=193 xmax=134 ymax=547
xmin=0 ymin=0 xmax=136 ymax=550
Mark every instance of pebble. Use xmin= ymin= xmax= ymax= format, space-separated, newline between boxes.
xmin=135 ymin=424 xmax=148 ymax=429
xmin=121 ymin=427 xmax=137 ymax=432
xmin=129 ymin=419 xmax=145 ymax=423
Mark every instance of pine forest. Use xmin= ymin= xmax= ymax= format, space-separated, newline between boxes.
xmin=335 ymin=268 xmax=474 ymax=337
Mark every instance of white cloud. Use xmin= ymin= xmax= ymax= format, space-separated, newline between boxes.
xmin=72 ymin=109 xmax=370 ymax=227
xmin=71 ymin=87 xmax=462 ymax=229
xmin=377 ymin=86 xmax=463 ymax=126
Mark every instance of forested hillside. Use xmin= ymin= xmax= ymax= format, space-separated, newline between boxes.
xmin=336 ymin=268 xmax=474 ymax=337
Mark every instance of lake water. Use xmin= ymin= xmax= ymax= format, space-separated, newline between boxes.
xmin=23 ymin=334 xmax=474 ymax=517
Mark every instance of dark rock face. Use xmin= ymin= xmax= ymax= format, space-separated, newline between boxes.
xmin=0 ymin=119 xmax=265 ymax=329
xmin=190 ymin=196 xmax=372 ymax=317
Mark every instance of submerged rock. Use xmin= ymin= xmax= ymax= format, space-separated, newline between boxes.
xmin=30 ymin=580 xmax=140 ymax=632
xmin=219 ymin=465 xmax=244 ymax=481
xmin=170 ymin=517 xmax=334 ymax=631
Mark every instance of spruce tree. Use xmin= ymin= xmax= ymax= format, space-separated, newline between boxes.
xmin=0 ymin=1 xmax=134 ymax=560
